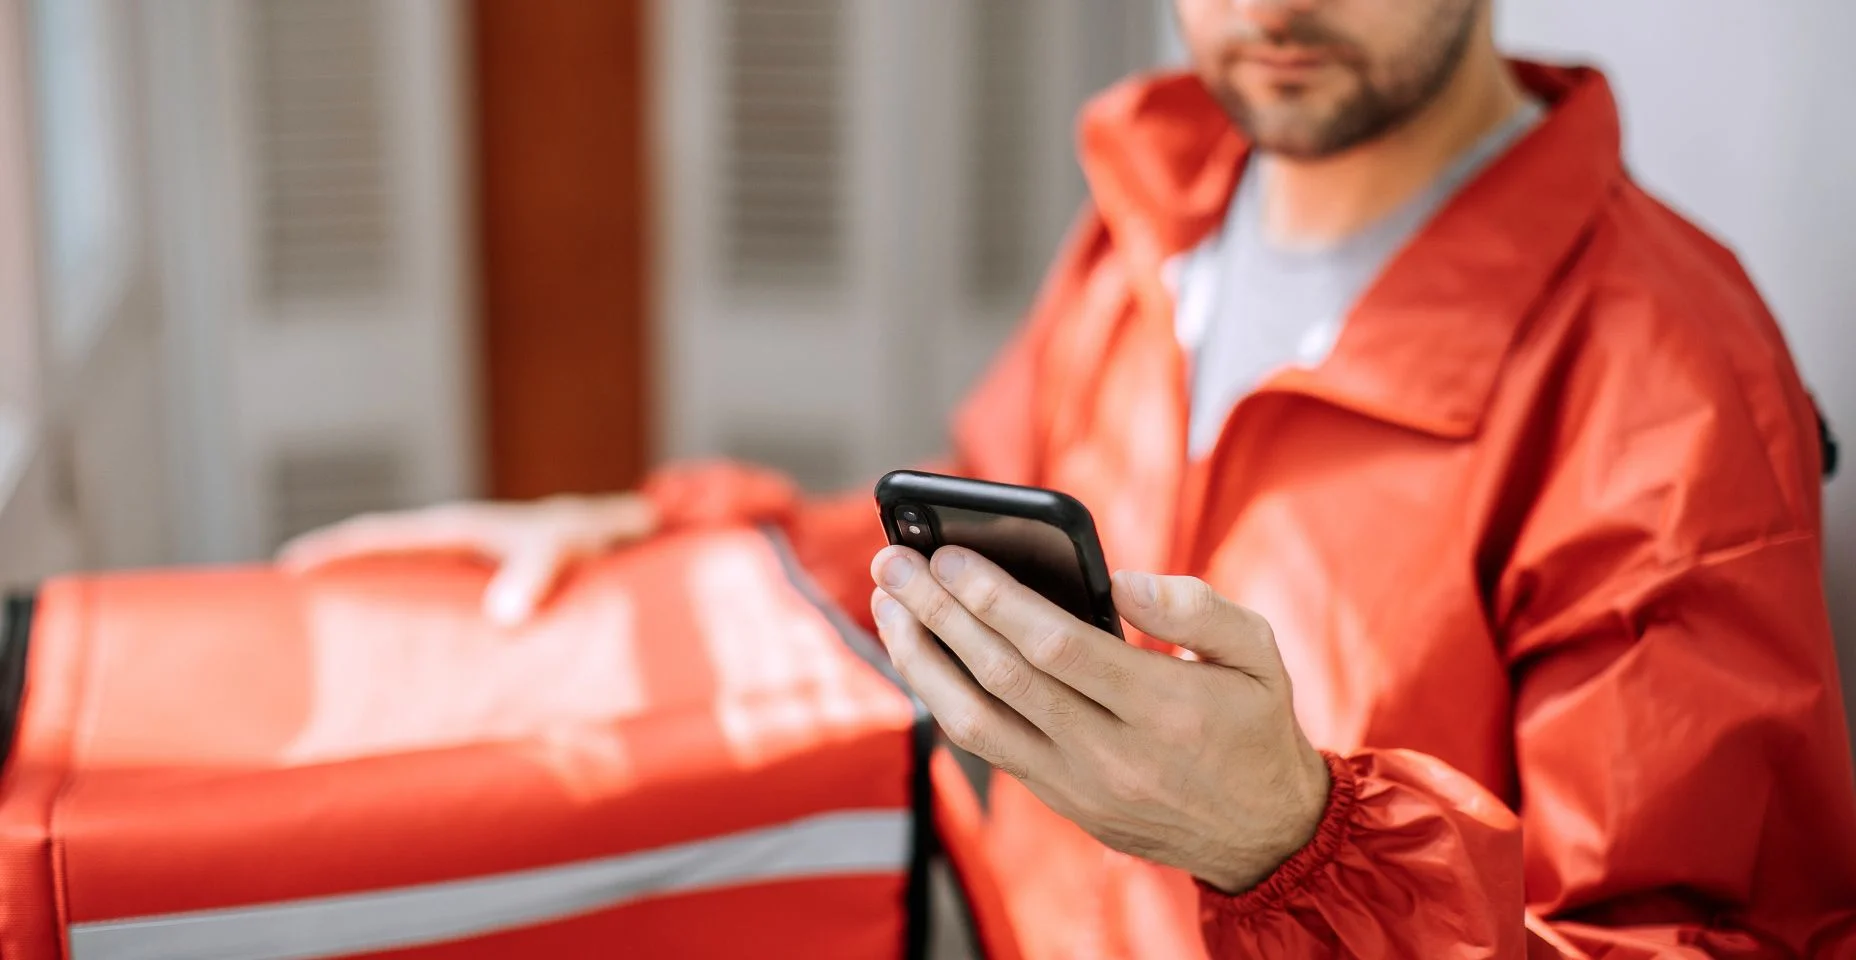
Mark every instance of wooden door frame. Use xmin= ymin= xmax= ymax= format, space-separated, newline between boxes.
xmin=470 ymin=0 xmax=653 ymax=498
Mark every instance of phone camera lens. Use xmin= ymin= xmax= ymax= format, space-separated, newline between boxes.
xmin=898 ymin=506 xmax=923 ymax=524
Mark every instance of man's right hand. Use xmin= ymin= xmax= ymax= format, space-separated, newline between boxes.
xmin=277 ymin=494 xmax=659 ymax=626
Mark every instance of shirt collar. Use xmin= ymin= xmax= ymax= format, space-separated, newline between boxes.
xmin=1078 ymin=62 xmax=1625 ymax=438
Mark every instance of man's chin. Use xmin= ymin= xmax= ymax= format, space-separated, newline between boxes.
xmin=1230 ymin=97 xmax=1400 ymax=160
xmin=1233 ymin=115 xmax=1343 ymax=160
xmin=1212 ymin=74 xmax=1387 ymax=159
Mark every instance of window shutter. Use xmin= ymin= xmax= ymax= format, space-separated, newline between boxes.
xmin=964 ymin=0 xmax=1039 ymax=310
xmin=249 ymin=0 xmax=395 ymax=309
xmin=720 ymin=0 xmax=847 ymax=293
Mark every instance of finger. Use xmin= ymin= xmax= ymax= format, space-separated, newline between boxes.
xmin=926 ymin=546 xmax=1148 ymax=717
xmin=598 ymin=494 xmax=660 ymax=542
xmin=484 ymin=546 xmax=573 ymax=627
xmin=872 ymin=589 xmax=1057 ymax=782
xmin=277 ymin=511 xmax=494 ymax=571
xmin=1112 ymin=571 xmax=1284 ymax=682
xmin=872 ymin=547 xmax=1103 ymax=738
xmin=537 ymin=493 xmax=657 ymax=550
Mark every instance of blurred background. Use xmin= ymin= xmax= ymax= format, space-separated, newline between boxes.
xmin=0 ymin=0 xmax=1850 ymax=735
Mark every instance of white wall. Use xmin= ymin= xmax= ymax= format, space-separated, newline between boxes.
xmin=1496 ymin=1 xmax=1856 ymax=739
xmin=0 ymin=0 xmax=82 ymax=588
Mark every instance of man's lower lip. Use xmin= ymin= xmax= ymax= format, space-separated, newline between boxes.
xmin=1244 ymin=58 xmax=1328 ymax=76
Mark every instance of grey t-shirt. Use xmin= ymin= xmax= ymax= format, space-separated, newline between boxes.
xmin=1181 ymin=102 xmax=1544 ymax=457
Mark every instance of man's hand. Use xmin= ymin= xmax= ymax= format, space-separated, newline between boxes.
xmin=279 ymin=494 xmax=658 ymax=627
xmin=870 ymin=544 xmax=1331 ymax=893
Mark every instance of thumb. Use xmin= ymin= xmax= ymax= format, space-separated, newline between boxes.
xmin=1111 ymin=571 xmax=1283 ymax=678
xmin=483 ymin=545 xmax=572 ymax=627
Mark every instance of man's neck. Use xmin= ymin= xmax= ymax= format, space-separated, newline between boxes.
xmin=1259 ymin=42 xmax=1531 ymax=247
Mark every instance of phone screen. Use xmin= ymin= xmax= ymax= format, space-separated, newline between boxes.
xmin=930 ymin=505 xmax=1096 ymax=622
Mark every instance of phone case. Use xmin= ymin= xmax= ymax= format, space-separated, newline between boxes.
xmin=874 ymin=470 xmax=1123 ymax=638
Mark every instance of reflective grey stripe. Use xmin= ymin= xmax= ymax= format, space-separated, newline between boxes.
xmin=69 ymin=809 xmax=909 ymax=960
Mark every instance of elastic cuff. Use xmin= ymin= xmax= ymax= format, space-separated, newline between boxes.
xmin=1198 ymin=751 xmax=1359 ymax=923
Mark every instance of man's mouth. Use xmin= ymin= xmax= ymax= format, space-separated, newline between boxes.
xmin=1246 ymin=46 xmax=1331 ymax=70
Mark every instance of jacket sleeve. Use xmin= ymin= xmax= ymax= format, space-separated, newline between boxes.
xmin=1200 ymin=367 xmax=1856 ymax=957
xmin=639 ymin=211 xmax=1107 ymax=626
xmin=1201 ymin=536 xmax=1856 ymax=958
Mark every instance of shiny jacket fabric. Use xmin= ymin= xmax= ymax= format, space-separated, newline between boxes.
xmin=645 ymin=64 xmax=1856 ymax=958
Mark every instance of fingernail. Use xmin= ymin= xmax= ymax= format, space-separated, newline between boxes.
xmin=931 ymin=549 xmax=966 ymax=581
xmin=881 ymin=555 xmax=914 ymax=588
xmin=1121 ymin=571 xmax=1158 ymax=607
xmin=486 ymin=586 xmax=527 ymax=627
xmin=875 ymin=595 xmax=905 ymax=624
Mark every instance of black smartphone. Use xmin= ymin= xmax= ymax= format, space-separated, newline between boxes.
xmin=874 ymin=470 xmax=1123 ymax=639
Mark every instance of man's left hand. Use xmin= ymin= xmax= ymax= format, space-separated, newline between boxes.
xmin=870 ymin=544 xmax=1331 ymax=894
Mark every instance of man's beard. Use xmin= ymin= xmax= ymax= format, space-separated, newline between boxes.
xmin=1209 ymin=2 xmax=1480 ymax=159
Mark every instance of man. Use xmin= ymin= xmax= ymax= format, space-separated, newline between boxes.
xmin=286 ymin=0 xmax=1856 ymax=955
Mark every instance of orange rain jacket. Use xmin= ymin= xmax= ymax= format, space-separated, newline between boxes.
xmin=644 ymin=64 xmax=1856 ymax=958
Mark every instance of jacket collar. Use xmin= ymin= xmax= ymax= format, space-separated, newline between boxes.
xmin=1077 ymin=62 xmax=1625 ymax=438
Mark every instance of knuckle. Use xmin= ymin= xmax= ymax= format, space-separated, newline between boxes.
xmin=1100 ymin=756 xmax=1153 ymax=805
xmin=540 ymin=493 xmax=586 ymax=513
xmin=423 ymin=503 xmax=474 ymax=526
xmin=1186 ymin=578 xmax=1223 ymax=619
xmin=994 ymin=755 xmax=1033 ymax=782
xmin=965 ymin=576 xmax=1007 ymax=620
xmin=918 ymin=589 xmax=962 ymax=631
xmin=979 ymin=652 xmax=1036 ymax=703
xmin=1175 ymin=577 xmax=1225 ymax=632
xmin=1037 ymin=689 xmax=1081 ymax=735
xmin=885 ymin=631 xmax=920 ymax=673
xmin=941 ymin=712 xmax=991 ymax=757
xmin=1027 ymin=623 xmax=1084 ymax=675
xmin=338 ymin=513 xmax=390 ymax=537
xmin=1243 ymin=606 xmax=1278 ymax=648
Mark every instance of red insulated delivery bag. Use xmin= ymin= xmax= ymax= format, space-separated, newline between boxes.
xmin=0 ymin=527 xmax=998 ymax=959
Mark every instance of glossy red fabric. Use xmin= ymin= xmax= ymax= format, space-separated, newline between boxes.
xmin=647 ymin=64 xmax=1856 ymax=958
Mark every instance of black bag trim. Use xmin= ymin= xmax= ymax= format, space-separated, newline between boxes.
xmin=1815 ymin=399 xmax=1838 ymax=480
xmin=0 ymin=591 xmax=35 ymax=772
